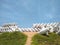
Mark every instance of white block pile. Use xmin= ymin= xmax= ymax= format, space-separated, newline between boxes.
xmin=0 ymin=23 xmax=19 ymax=32
xmin=0 ymin=22 xmax=60 ymax=35
xmin=33 ymin=22 xmax=60 ymax=35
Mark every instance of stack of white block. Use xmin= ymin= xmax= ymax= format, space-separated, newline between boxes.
xmin=0 ymin=22 xmax=60 ymax=35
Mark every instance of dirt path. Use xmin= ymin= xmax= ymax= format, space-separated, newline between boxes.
xmin=23 ymin=32 xmax=37 ymax=45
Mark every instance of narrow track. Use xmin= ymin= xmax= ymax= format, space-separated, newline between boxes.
xmin=23 ymin=32 xmax=37 ymax=45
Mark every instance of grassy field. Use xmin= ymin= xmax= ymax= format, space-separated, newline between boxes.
xmin=0 ymin=31 xmax=27 ymax=45
xmin=32 ymin=33 xmax=60 ymax=45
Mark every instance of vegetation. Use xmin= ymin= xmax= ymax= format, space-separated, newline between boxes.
xmin=0 ymin=31 xmax=27 ymax=45
xmin=32 ymin=33 xmax=60 ymax=45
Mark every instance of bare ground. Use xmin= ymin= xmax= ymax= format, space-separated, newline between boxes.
xmin=23 ymin=32 xmax=37 ymax=45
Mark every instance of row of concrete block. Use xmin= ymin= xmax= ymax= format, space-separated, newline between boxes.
xmin=18 ymin=28 xmax=41 ymax=32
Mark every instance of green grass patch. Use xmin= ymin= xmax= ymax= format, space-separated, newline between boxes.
xmin=0 ymin=31 xmax=27 ymax=45
xmin=32 ymin=33 xmax=60 ymax=45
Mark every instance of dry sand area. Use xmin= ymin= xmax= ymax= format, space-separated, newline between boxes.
xmin=23 ymin=32 xmax=37 ymax=45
